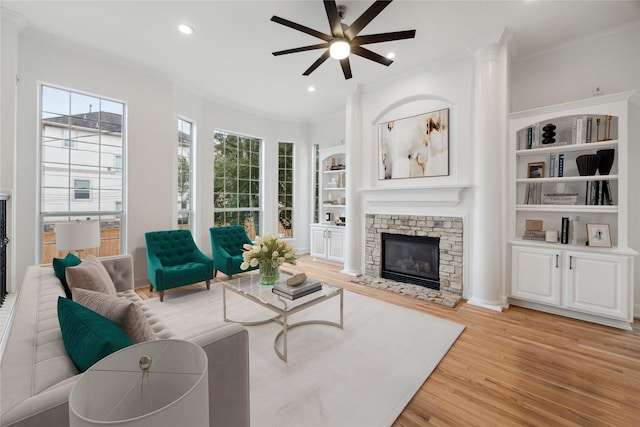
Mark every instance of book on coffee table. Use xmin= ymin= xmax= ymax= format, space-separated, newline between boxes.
xmin=272 ymin=279 xmax=322 ymax=300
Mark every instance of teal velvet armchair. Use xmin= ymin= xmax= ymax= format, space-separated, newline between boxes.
xmin=145 ymin=230 xmax=213 ymax=301
xmin=210 ymin=225 xmax=258 ymax=279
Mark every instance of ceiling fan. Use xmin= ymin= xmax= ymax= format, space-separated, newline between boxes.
xmin=271 ymin=0 xmax=416 ymax=80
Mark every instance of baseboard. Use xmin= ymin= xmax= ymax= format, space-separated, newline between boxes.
xmin=509 ymin=298 xmax=633 ymax=330
xmin=467 ymin=297 xmax=504 ymax=312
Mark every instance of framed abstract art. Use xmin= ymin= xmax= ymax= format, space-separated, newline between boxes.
xmin=378 ymin=108 xmax=449 ymax=180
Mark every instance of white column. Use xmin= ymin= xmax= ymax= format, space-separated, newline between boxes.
xmin=467 ymin=30 xmax=510 ymax=311
xmin=342 ymin=89 xmax=361 ymax=276
xmin=1 ymin=10 xmax=24 ymax=292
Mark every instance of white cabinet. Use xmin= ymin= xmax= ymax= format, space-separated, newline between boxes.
xmin=310 ymin=225 xmax=345 ymax=263
xmin=508 ymin=92 xmax=636 ymax=329
xmin=511 ymin=246 xmax=562 ymax=305
xmin=564 ymin=251 xmax=629 ymax=320
xmin=511 ymin=244 xmax=632 ymax=326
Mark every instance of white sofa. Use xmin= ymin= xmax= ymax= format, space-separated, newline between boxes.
xmin=0 ymin=254 xmax=250 ymax=427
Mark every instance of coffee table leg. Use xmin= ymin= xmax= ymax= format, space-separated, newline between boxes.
xmin=282 ymin=312 xmax=288 ymax=362
xmin=223 ymin=285 xmax=228 ymax=322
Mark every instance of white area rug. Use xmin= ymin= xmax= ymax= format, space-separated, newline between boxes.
xmin=146 ymin=284 xmax=464 ymax=427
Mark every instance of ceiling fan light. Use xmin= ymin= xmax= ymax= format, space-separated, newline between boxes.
xmin=329 ymin=40 xmax=350 ymax=60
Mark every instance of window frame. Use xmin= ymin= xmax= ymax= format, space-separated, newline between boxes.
xmin=38 ymin=83 xmax=127 ymax=263
xmin=278 ymin=141 xmax=294 ymax=238
xmin=213 ymin=129 xmax=262 ymax=239
xmin=178 ymin=117 xmax=195 ymax=231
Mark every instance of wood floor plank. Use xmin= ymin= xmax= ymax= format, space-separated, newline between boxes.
xmin=135 ymin=255 xmax=640 ymax=426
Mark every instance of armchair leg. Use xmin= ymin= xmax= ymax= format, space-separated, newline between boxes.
xmin=149 ymin=284 xmax=153 ymax=292
xmin=206 ymin=280 xmax=211 ymax=290
xmin=227 ymin=274 xmax=233 ymax=279
xmin=214 ymin=269 xmax=218 ymax=278
xmin=159 ymin=291 xmax=164 ymax=302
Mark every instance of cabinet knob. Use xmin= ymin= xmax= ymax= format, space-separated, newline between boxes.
xmin=569 ymin=256 xmax=573 ymax=270
xmin=555 ymin=254 xmax=559 ymax=268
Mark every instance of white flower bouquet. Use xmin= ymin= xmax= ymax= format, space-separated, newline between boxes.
xmin=240 ymin=233 xmax=298 ymax=271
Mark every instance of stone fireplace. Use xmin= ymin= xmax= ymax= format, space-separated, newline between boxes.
xmin=363 ymin=214 xmax=463 ymax=303
xmin=381 ymin=233 xmax=440 ymax=290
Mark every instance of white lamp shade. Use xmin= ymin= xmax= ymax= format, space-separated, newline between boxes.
xmin=69 ymin=340 xmax=208 ymax=427
xmin=55 ymin=221 xmax=100 ymax=251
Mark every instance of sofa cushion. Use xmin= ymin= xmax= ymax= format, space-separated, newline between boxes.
xmin=73 ymin=288 xmax=155 ymax=344
xmin=52 ymin=253 xmax=81 ymax=299
xmin=66 ymin=255 xmax=117 ymax=297
xmin=57 ymin=296 xmax=132 ymax=372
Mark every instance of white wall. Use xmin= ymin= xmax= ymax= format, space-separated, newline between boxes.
xmin=309 ymin=111 xmax=345 ymax=149
xmin=7 ymin=30 xmax=310 ymax=286
xmin=511 ymin=23 xmax=640 ymax=313
xmin=354 ymin=54 xmax=477 ymax=299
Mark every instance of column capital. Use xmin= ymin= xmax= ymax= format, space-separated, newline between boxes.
xmin=465 ymin=27 xmax=511 ymax=58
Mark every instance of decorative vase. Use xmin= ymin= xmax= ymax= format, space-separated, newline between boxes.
xmin=576 ymin=154 xmax=600 ymax=176
xmin=596 ymin=149 xmax=615 ymax=175
xmin=259 ymin=262 xmax=280 ymax=286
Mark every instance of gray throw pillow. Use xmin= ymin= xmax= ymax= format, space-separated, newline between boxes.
xmin=66 ymin=254 xmax=117 ymax=297
xmin=73 ymin=288 xmax=155 ymax=344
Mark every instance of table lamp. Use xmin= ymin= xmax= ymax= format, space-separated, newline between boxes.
xmin=69 ymin=339 xmax=209 ymax=427
xmin=55 ymin=220 xmax=100 ymax=257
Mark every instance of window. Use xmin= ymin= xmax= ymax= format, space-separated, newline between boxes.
xmin=40 ymin=84 xmax=125 ymax=263
xmin=73 ymin=179 xmax=90 ymax=200
xmin=278 ymin=142 xmax=294 ymax=237
xmin=213 ymin=130 xmax=261 ymax=240
xmin=178 ymin=118 xmax=193 ymax=230
xmin=115 ymin=155 xmax=122 ymax=173
xmin=313 ymin=144 xmax=320 ymax=224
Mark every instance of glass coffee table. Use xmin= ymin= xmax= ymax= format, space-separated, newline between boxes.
xmin=223 ymin=273 xmax=343 ymax=362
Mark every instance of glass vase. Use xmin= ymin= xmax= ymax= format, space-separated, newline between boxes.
xmin=259 ymin=262 xmax=280 ymax=286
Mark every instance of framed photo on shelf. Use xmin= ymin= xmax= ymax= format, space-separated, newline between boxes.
xmin=586 ymin=223 xmax=612 ymax=248
xmin=527 ymin=161 xmax=545 ymax=178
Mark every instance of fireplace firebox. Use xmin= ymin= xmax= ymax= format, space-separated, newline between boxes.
xmin=381 ymin=233 xmax=440 ymax=290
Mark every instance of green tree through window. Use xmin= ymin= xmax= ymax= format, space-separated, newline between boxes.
xmin=213 ymin=130 xmax=261 ymax=239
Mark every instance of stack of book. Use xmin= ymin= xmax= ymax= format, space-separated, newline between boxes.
xmin=524 ymin=182 xmax=542 ymax=204
xmin=272 ymin=279 xmax=322 ymax=300
xmin=522 ymin=218 xmax=545 ymax=241
xmin=542 ymin=193 xmax=579 ymax=205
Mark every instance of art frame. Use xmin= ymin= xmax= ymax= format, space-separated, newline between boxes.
xmin=378 ymin=108 xmax=449 ymax=180
xmin=586 ymin=223 xmax=612 ymax=248
xmin=527 ymin=161 xmax=545 ymax=178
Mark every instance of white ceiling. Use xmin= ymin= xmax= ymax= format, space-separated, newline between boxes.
xmin=3 ymin=1 xmax=640 ymax=121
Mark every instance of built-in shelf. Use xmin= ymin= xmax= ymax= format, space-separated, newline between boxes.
xmin=516 ymin=140 xmax=618 ymax=157
xmin=515 ymin=204 xmax=618 ymax=213
xmin=516 ymin=175 xmax=618 ymax=184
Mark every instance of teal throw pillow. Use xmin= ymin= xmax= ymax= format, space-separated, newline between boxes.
xmin=53 ymin=253 xmax=81 ymax=299
xmin=57 ymin=296 xmax=132 ymax=372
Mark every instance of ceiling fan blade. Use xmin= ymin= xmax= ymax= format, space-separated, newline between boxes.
xmin=351 ymin=45 xmax=393 ymax=66
xmin=324 ymin=0 xmax=344 ymax=38
xmin=273 ymin=43 xmax=330 ymax=56
xmin=352 ymin=30 xmax=416 ymax=46
xmin=340 ymin=58 xmax=352 ymax=80
xmin=271 ymin=15 xmax=332 ymax=42
xmin=344 ymin=0 xmax=393 ymax=39
xmin=303 ymin=51 xmax=331 ymax=76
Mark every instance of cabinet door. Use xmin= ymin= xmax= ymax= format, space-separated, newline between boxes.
xmin=310 ymin=227 xmax=327 ymax=258
xmin=326 ymin=228 xmax=345 ymax=262
xmin=511 ymin=246 xmax=562 ymax=305
xmin=564 ymin=251 xmax=630 ymax=320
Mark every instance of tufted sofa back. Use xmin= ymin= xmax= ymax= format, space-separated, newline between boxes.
xmin=145 ymin=229 xmax=200 ymax=266
xmin=210 ymin=226 xmax=251 ymax=256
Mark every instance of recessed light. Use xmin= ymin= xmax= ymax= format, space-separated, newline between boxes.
xmin=308 ymin=86 xmax=316 ymax=93
xmin=178 ymin=24 xmax=194 ymax=35
xmin=386 ymin=51 xmax=396 ymax=59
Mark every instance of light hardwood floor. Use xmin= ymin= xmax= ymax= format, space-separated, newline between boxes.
xmin=136 ymin=255 xmax=640 ymax=426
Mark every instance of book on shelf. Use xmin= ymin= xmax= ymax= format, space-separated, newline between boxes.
xmin=526 ymin=127 xmax=532 ymax=149
xmin=542 ymin=193 xmax=578 ymax=205
xmin=560 ymin=217 xmax=569 ymax=244
xmin=586 ymin=117 xmax=593 ymax=142
xmin=557 ymin=154 xmax=565 ymax=177
xmin=522 ymin=230 xmax=546 ymax=241
xmin=548 ymin=153 xmax=556 ymax=177
xmin=601 ymin=180 xmax=614 ymax=205
xmin=272 ymin=279 xmax=322 ymax=300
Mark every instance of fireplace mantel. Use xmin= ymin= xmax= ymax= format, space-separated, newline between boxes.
xmin=359 ymin=184 xmax=469 ymax=207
